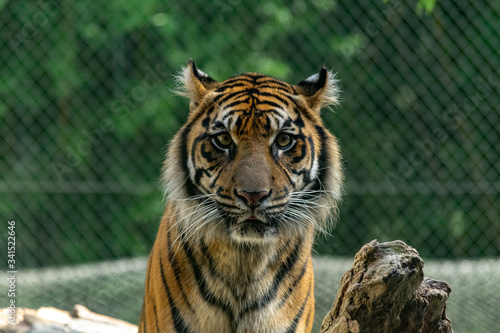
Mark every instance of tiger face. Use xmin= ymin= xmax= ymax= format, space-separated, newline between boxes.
xmin=164 ymin=60 xmax=342 ymax=243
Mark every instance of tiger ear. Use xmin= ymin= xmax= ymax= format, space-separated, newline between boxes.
xmin=294 ymin=66 xmax=339 ymax=114
xmin=177 ymin=59 xmax=218 ymax=105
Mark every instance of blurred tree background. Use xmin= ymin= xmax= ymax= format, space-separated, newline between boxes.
xmin=1 ymin=0 xmax=499 ymax=268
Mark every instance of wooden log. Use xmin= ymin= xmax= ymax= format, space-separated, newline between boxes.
xmin=398 ymin=278 xmax=453 ymax=333
xmin=0 ymin=305 xmax=137 ymax=333
xmin=320 ymin=239 xmax=453 ymax=333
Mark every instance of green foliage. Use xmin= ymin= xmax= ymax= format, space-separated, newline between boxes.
xmin=416 ymin=0 xmax=437 ymax=14
xmin=384 ymin=0 xmax=437 ymax=15
xmin=1 ymin=0 xmax=499 ymax=267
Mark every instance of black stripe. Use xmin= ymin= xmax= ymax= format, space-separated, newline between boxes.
xmin=279 ymin=166 xmax=296 ymax=188
xmin=153 ymin=302 xmax=160 ymax=333
xmin=278 ymin=258 xmax=309 ymax=308
xmin=221 ymin=109 xmax=249 ymax=119
xmin=255 ymin=91 xmax=290 ymax=106
xmin=285 ymin=281 xmax=312 ymax=333
xmin=200 ymin=142 xmax=216 ymax=163
xmin=255 ymin=99 xmax=285 ymax=109
xmin=216 ymin=82 xmax=247 ymax=92
xmin=293 ymin=112 xmax=305 ymax=127
xmin=228 ymin=107 xmax=284 ymax=121
xmin=304 ymin=306 xmax=312 ymax=332
xmin=167 ymin=228 xmax=194 ymax=311
xmin=291 ymin=141 xmax=307 ymax=164
xmin=255 ymin=79 xmax=292 ymax=90
xmin=198 ymin=239 xmax=229 ymax=283
xmin=199 ymin=240 xmax=217 ymax=267
xmin=209 ymin=166 xmax=224 ymax=188
xmin=201 ymin=105 xmax=215 ymax=128
xmin=224 ymin=97 xmax=251 ymax=110
xmin=212 ymin=90 xmax=247 ymax=105
xmin=289 ymin=98 xmax=316 ymax=124
xmin=312 ymin=125 xmax=329 ymax=191
xmin=197 ymin=239 xmax=254 ymax=299
xmin=159 ymin=253 xmax=191 ymax=333
xmin=272 ymin=187 xmax=290 ymax=201
xmin=240 ymin=113 xmax=252 ymax=134
xmin=181 ymin=238 xmax=235 ymax=323
xmin=239 ymin=238 xmax=303 ymax=317
xmin=179 ymin=124 xmax=201 ymax=197
xmin=267 ymin=109 xmax=286 ymax=119
xmin=191 ymin=133 xmax=211 ymax=186
xmin=206 ymin=161 xmax=223 ymax=172
xmin=258 ymin=84 xmax=293 ymax=93
xmin=246 ymin=238 xmax=293 ymax=286
xmin=220 ymin=77 xmax=255 ymax=86
xmin=290 ymin=167 xmax=311 ymax=184
xmin=197 ymin=239 xmax=242 ymax=299
xmin=215 ymin=187 xmax=232 ymax=200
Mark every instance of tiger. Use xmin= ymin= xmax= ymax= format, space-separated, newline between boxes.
xmin=139 ymin=60 xmax=343 ymax=333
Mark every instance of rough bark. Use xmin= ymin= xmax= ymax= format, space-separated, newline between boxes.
xmin=320 ymin=240 xmax=453 ymax=333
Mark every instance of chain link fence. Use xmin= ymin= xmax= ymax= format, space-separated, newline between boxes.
xmin=1 ymin=0 xmax=499 ymax=332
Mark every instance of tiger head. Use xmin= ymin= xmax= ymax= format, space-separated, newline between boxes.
xmin=163 ymin=60 xmax=343 ymax=243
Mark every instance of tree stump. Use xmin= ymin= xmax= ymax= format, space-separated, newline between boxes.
xmin=320 ymin=240 xmax=453 ymax=333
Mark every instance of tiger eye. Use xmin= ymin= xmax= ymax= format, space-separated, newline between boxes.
xmin=276 ymin=133 xmax=292 ymax=148
xmin=216 ymin=133 xmax=232 ymax=147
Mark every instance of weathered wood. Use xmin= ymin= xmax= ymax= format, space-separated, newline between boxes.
xmin=398 ymin=278 xmax=453 ymax=333
xmin=0 ymin=305 xmax=137 ymax=333
xmin=320 ymin=239 xmax=453 ymax=333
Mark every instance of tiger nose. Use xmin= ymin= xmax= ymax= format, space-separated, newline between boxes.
xmin=236 ymin=190 xmax=270 ymax=208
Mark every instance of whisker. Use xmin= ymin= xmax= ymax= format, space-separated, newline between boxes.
xmin=169 ymin=193 xmax=216 ymax=202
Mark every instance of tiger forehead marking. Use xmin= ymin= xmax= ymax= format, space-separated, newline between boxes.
xmin=140 ymin=60 xmax=343 ymax=333
xmin=207 ymin=75 xmax=297 ymax=137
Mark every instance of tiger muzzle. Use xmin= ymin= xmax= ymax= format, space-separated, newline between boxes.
xmin=232 ymin=143 xmax=272 ymax=209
